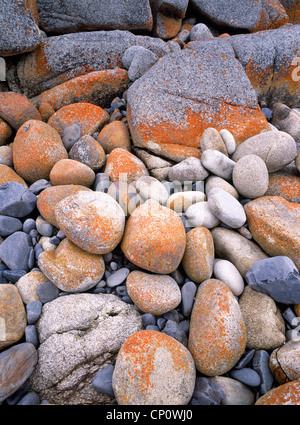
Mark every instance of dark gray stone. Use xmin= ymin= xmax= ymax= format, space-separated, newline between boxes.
xmin=190 ymin=377 xmax=226 ymax=405
xmin=29 ymin=179 xmax=52 ymax=195
xmin=0 ymin=182 xmax=37 ymax=218
xmin=0 ymin=343 xmax=38 ymax=402
xmin=22 ymin=218 xmax=36 ymax=234
xmin=252 ymin=350 xmax=274 ymax=395
xmin=161 ymin=320 xmax=188 ymax=346
xmin=229 ymin=367 xmax=261 ymax=387
xmin=0 ymin=0 xmax=42 ymax=56
xmin=25 ymin=325 xmax=39 ymax=348
xmin=5 ymin=380 xmax=31 ymax=405
xmin=92 ymin=365 xmax=115 ymax=398
xmin=245 ymin=256 xmax=300 ymax=304
xmin=7 ymin=30 xmax=170 ymax=97
xmin=26 ymin=300 xmax=42 ymax=325
xmin=0 ymin=231 xmax=32 ymax=271
xmin=37 ymin=281 xmax=59 ymax=303
xmin=0 ymin=216 xmax=22 ymax=237
xmin=16 ymin=391 xmax=40 ymax=405
xmin=62 ymin=124 xmax=82 ymax=151
xmin=190 ymin=0 xmax=262 ymax=31
xmin=234 ymin=349 xmax=255 ymax=369
xmin=181 ymin=281 xmax=197 ymax=317
xmin=142 ymin=313 xmax=156 ymax=327
xmin=36 ymin=0 xmax=153 ymax=34
xmin=3 ymin=269 xmax=26 ymax=283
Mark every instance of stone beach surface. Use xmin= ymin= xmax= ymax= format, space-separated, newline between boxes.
xmin=0 ymin=0 xmax=300 ymax=407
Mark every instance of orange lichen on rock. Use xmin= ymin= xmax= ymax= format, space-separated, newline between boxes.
xmin=31 ymin=69 xmax=130 ymax=112
xmin=188 ymin=279 xmax=247 ymax=376
xmin=0 ymin=164 xmax=27 ymax=187
xmin=47 ymin=102 xmax=109 ymax=137
xmin=12 ymin=119 xmax=68 ymax=183
xmin=97 ymin=120 xmax=131 ymax=154
xmin=252 ymin=0 xmax=289 ymax=32
xmin=266 ymin=169 xmax=300 ymax=203
xmin=255 ymin=381 xmax=300 ymax=405
xmin=0 ymin=118 xmax=13 ymax=146
xmin=37 ymin=185 xmax=92 ymax=228
xmin=121 ymin=200 xmax=186 ymax=274
xmin=112 ymin=330 xmax=196 ymax=405
xmin=0 ymin=92 xmax=41 ymax=131
xmin=49 ymin=159 xmax=95 ymax=187
xmin=245 ymin=196 xmax=300 ymax=270
xmin=105 ymin=148 xmax=149 ymax=183
xmin=182 ymin=227 xmax=215 ymax=284
xmin=38 ymin=238 xmax=105 ymax=293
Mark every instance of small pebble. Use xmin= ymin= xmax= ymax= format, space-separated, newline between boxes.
xmin=142 ymin=313 xmax=156 ymax=327
xmin=181 ymin=281 xmax=197 ymax=317
xmin=16 ymin=392 xmax=40 ymax=405
xmin=0 ymin=216 xmax=23 ymax=237
xmin=252 ymin=350 xmax=274 ymax=394
xmin=3 ymin=269 xmax=27 ymax=283
xmin=229 ymin=367 xmax=261 ymax=387
xmin=26 ymin=300 xmax=42 ymax=325
xmin=37 ymin=280 xmax=60 ymax=303
xmin=25 ymin=325 xmax=39 ymax=348
xmin=234 ymin=349 xmax=255 ymax=369
xmin=106 ymin=268 xmax=130 ymax=288
xmin=161 ymin=320 xmax=188 ymax=346
xmin=92 ymin=365 xmax=115 ymax=398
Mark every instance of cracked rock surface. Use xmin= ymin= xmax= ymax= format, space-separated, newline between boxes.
xmin=30 ymin=293 xmax=143 ymax=405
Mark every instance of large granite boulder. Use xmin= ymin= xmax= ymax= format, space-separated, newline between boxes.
xmin=36 ymin=0 xmax=153 ymax=34
xmin=6 ymin=30 xmax=170 ymax=98
xmin=127 ymin=38 xmax=269 ymax=162
xmin=30 ymin=293 xmax=143 ymax=405
xmin=227 ymin=25 xmax=300 ymax=108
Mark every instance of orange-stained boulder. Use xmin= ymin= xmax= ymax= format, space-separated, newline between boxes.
xmin=255 ymin=381 xmax=300 ymax=405
xmin=0 ymin=164 xmax=27 ymax=187
xmin=31 ymin=69 xmax=130 ymax=112
xmin=97 ymin=120 xmax=131 ymax=154
xmin=38 ymin=238 xmax=105 ymax=293
xmin=12 ymin=120 xmax=68 ymax=183
xmin=105 ymin=148 xmax=149 ymax=183
xmin=49 ymin=159 xmax=95 ymax=187
xmin=37 ymin=185 xmax=92 ymax=228
xmin=0 ymin=92 xmax=41 ymax=131
xmin=188 ymin=279 xmax=247 ymax=376
xmin=112 ymin=330 xmax=196 ymax=405
xmin=128 ymin=40 xmax=269 ymax=161
xmin=245 ymin=196 xmax=300 ymax=270
xmin=121 ymin=199 xmax=186 ymax=274
xmin=48 ymin=103 xmax=109 ymax=137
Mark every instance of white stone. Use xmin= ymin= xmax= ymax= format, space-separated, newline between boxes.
xmin=219 ymin=129 xmax=236 ymax=155
xmin=213 ymin=259 xmax=245 ymax=296
xmin=207 ymin=187 xmax=246 ymax=228
xmin=135 ymin=175 xmax=169 ymax=204
xmin=185 ymin=201 xmax=220 ymax=229
xmin=201 ymin=149 xmax=236 ymax=180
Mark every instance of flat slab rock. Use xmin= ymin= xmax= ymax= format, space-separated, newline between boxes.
xmin=6 ymin=30 xmax=170 ymax=98
xmin=30 ymin=293 xmax=143 ymax=405
xmin=36 ymin=0 xmax=153 ymax=34
xmin=127 ymin=38 xmax=268 ymax=162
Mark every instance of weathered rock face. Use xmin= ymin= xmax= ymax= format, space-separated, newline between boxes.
xmin=6 ymin=30 xmax=170 ymax=98
xmin=30 ymin=293 xmax=143 ymax=405
xmin=280 ymin=0 xmax=300 ymax=24
xmin=228 ymin=25 xmax=300 ymax=108
xmin=0 ymin=0 xmax=42 ymax=56
xmin=36 ymin=0 xmax=153 ymax=34
xmin=190 ymin=0 xmax=263 ymax=31
xmin=150 ymin=0 xmax=189 ymax=39
xmin=127 ymin=38 xmax=269 ymax=162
